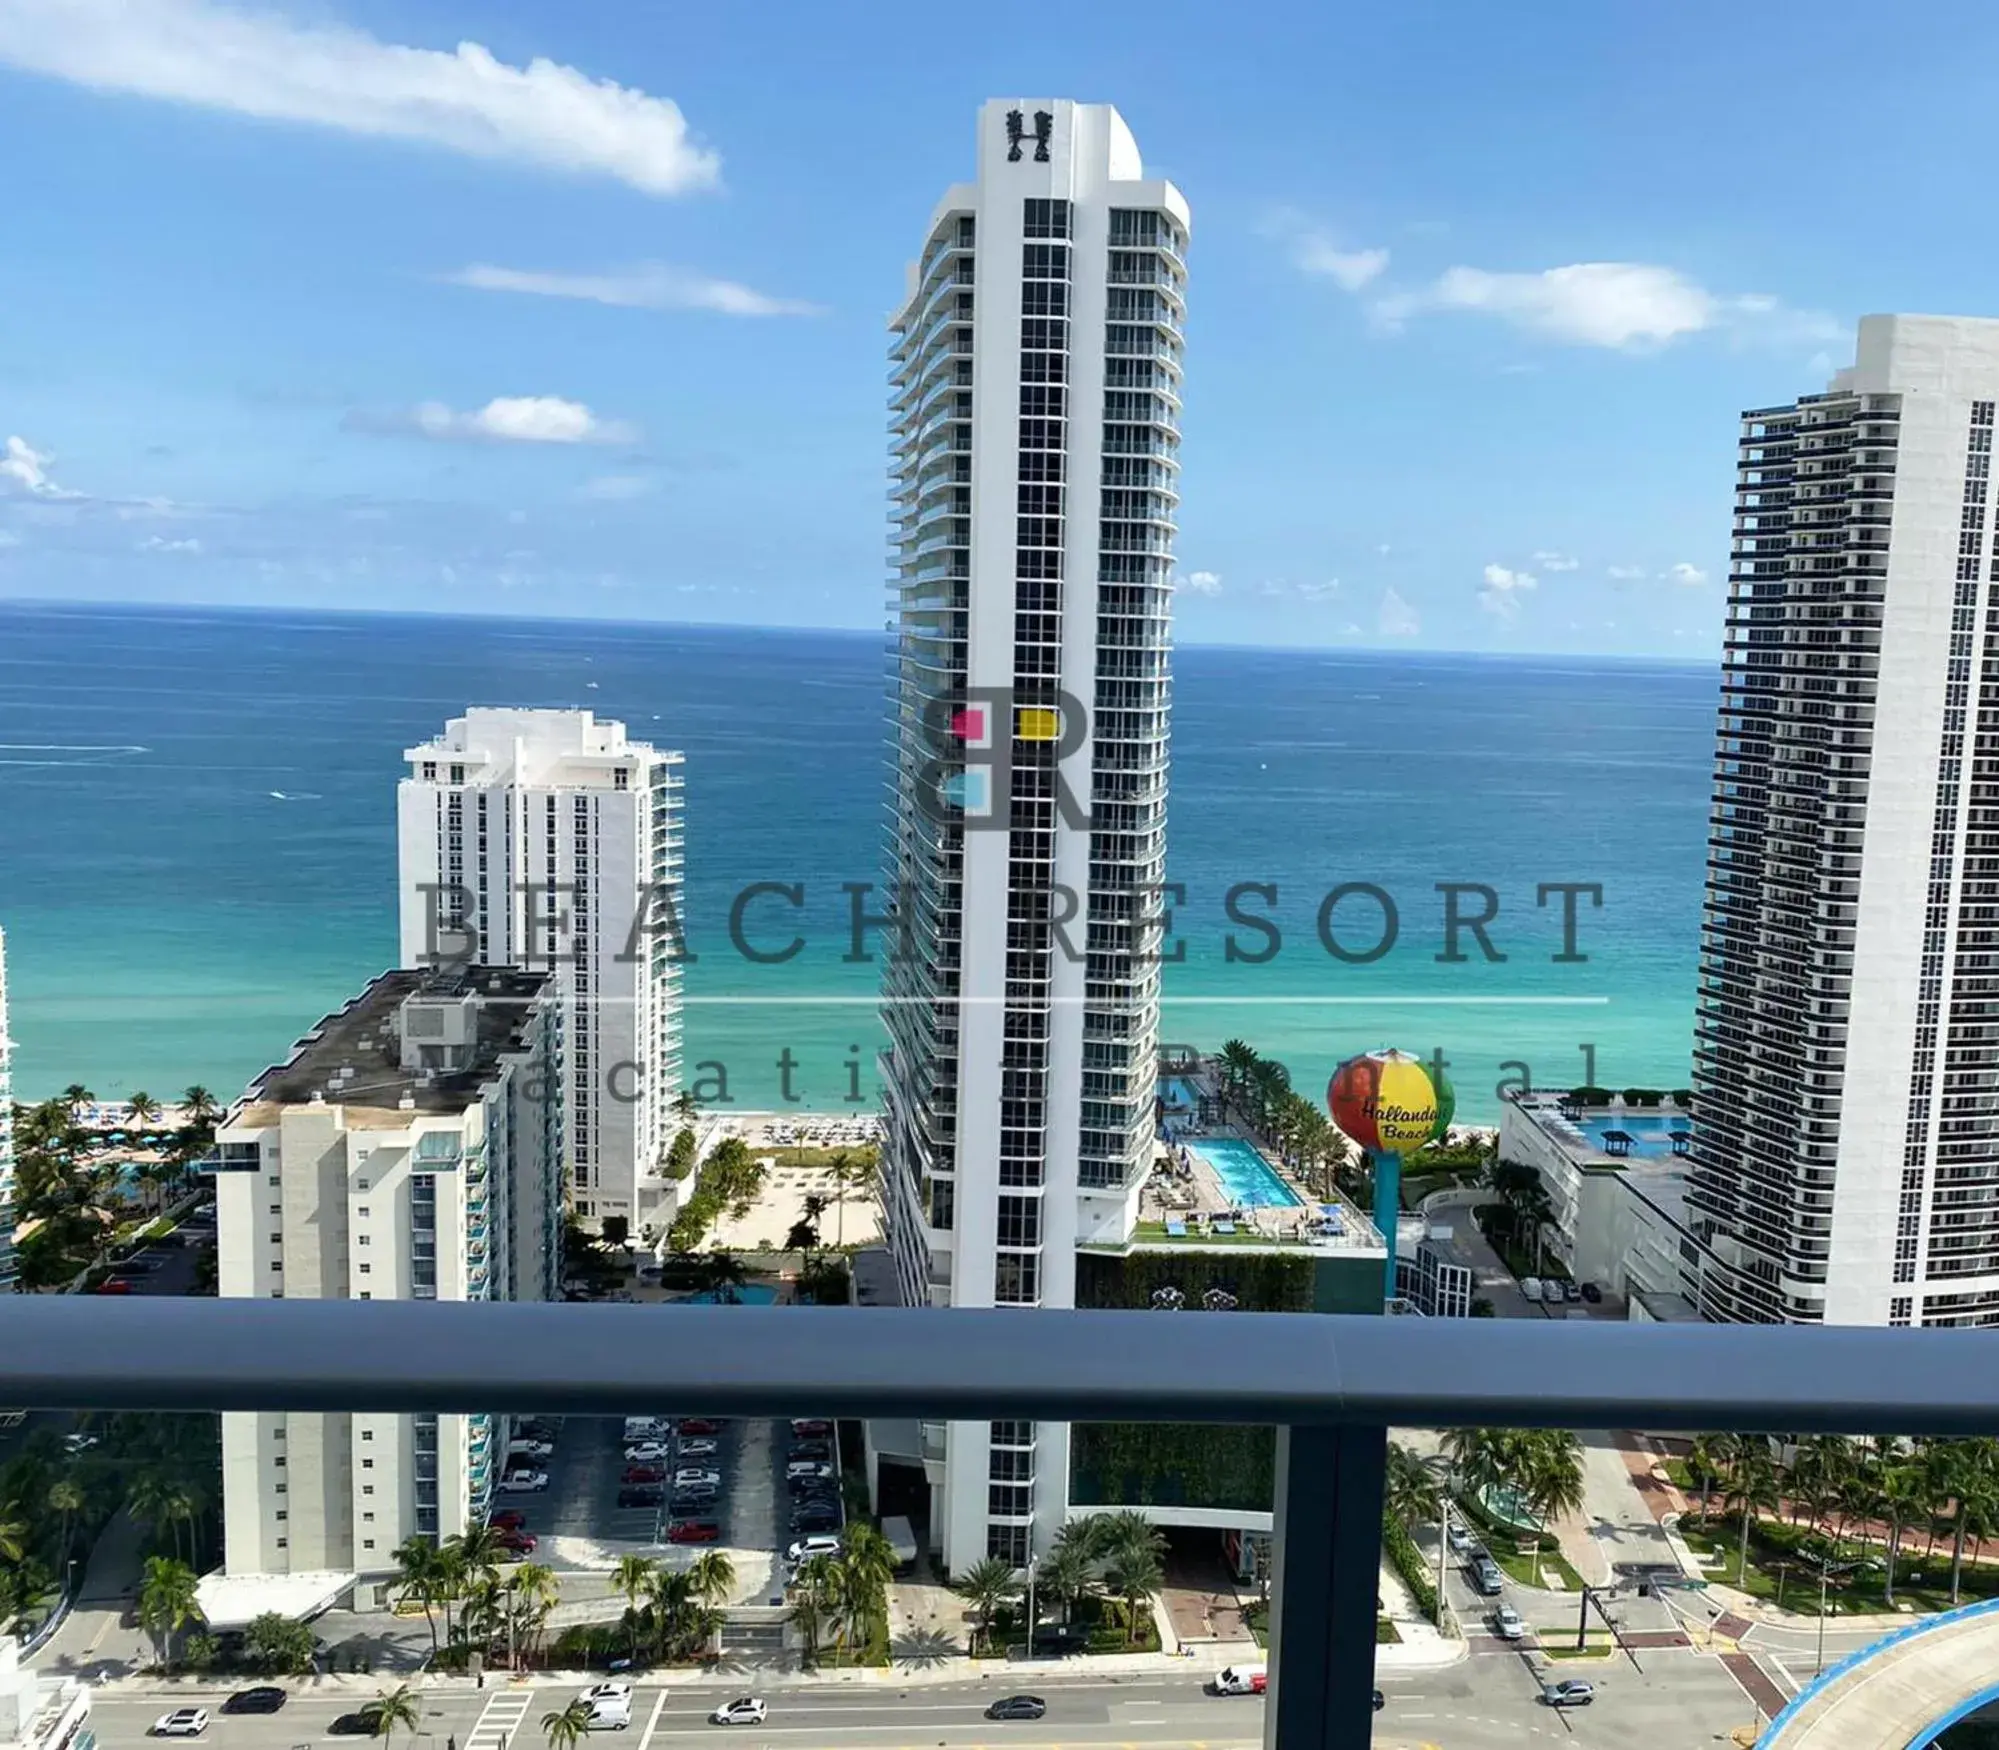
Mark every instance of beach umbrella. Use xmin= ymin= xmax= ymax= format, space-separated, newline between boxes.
xmin=1326 ymin=1048 xmax=1454 ymax=1303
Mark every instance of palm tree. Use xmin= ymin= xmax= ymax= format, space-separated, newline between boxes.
xmin=646 ymin=1567 xmax=700 ymax=1660
xmin=137 ymin=1555 xmax=204 ymax=1674
xmin=1032 ymin=1542 xmax=1095 ymax=1625
xmin=392 ymin=1536 xmax=446 ymax=1658
xmin=686 ymin=1548 xmax=736 ymax=1609
xmin=1247 ymin=1059 xmax=1291 ymax=1136
xmin=1725 ymin=1445 xmax=1781 ymax=1588
xmin=368 ymin=1684 xmax=422 ymax=1750
xmin=827 ymin=1523 xmax=894 ymax=1663
xmin=1521 ymin=1431 xmax=1587 ymax=1543
xmin=127 ymin=1092 xmax=162 ymax=1135
xmin=699 ymin=1249 xmax=750 ymax=1304
xmin=48 ymin=1476 xmax=84 ymax=1565
xmin=541 ymin=1699 xmax=595 ymax=1750
xmin=61 ymin=1084 xmax=94 ymax=1118
xmin=1879 ymin=1460 xmax=1930 ymax=1608
xmin=952 ymin=1555 xmax=1019 ymax=1654
xmin=447 ymin=1523 xmax=505 ymax=1588
xmin=1941 ymin=1440 xmax=1999 ymax=1606
xmin=1385 ymin=1441 xmax=1436 ymax=1531
xmin=1686 ymin=1435 xmax=1728 ymax=1526
xmin=792 ymin=1554 xmax=839 ymax=1664
xmin=612 ymin=1554 xmax=656 ymax=1660
xmin=504 ymin=1563 xmax=560 ymax=1668
xmin=1216 ymin=1041 xmax=1257 ymax=1115
xmin=182 ymin=1086 xmax=221 ymax=1124
xmin=1102 ymin=1544 xmax=1165 ymax=1647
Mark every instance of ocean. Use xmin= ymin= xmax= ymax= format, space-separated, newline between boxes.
xmin=0 ymin=601 xmax=1717 ymax=1121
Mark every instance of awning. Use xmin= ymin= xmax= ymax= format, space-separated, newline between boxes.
xmin=195 ymin=1569 xmax=355 ymax=1629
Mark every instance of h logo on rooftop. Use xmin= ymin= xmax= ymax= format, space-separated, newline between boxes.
xmin=1006 ymin=109 xmax=1054 ymax=163
xmin=915 ymin=687 xmax=1090 ymax=831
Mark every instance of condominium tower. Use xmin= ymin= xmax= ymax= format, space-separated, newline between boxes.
xmin=878 ymin=99 xmax=1188 ymax=1572
xmin=1690 ymin=315 xmax=1999 ymax=1329
xmin=398 ymin=709 xmax=684 ymax=1235
xmin=0 ymin=925 xmax=13 ymax=1293
xmin=212 ymin=968 xmax=557 ymax=1596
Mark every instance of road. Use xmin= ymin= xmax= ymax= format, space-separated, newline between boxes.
xmin=81 ymin=1658 xmax=1776 ymax=1750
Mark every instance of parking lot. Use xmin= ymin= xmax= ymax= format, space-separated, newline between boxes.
xmin=493 ymin=1413 xmax=844 ymax=1603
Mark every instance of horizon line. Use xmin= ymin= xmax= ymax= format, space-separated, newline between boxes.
xmin=0 ymin=593 xmax=1723 ymax=667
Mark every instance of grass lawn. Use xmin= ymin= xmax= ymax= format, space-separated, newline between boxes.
xmin=764 ymin=1144 xmax=877 ymax=1171
xmin=1130 ymin=1222 xmax=1282 ymax=1246
xmin=1376 ymin=1617 xmax=1400 ymax=1644
xmin=1543 ymin=1641 xmax=1616 ymax=1662
xmin=1680 ymin=1518 xmax=1999 ymax=1615
xmin=1491 ymin=1544 xmax=1587 ymax=1592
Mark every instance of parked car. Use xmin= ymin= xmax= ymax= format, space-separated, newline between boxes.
xmin=223 ymin=1688 xmax=287 ymax=1715
xmin=622 ymin=1464 xmax=665 ymax=1484
xmin=1541 ymin=1680 xmax=1595 ymax=1708
xmin=618 ymin=1486 xmax=664 ymax=1509
xmin=1519 ymin=1276 xmax=1544 ymax=1302
xmin=1471 ymin=1557 xmax=1504 ymax=1596
xmin=624 ymin=1442 xmax=670 ymax=1463
xmin=510 ymin=1438 xmax=553 ymax=1458
xmin=62 ymin=1432 xmax=98 ymax=1454
xmin=584 ymin=1696 xmax=631 ymax=1732
xmin=496 ymin=1530 xmax=538 ymax=1554
xmin=1492 ymin=1604 xmax=1526 ymax=1640
xmin=791 ymin=1506 xmax=840 ymax=1534
xmin=789 ymin=1418 xmax=830 ymax=1437
xmin=668 ymin=1519 xmax=721 ymax=1543
xmin=678 ymin=1417 xmax=723 ymax=1436
xmin=330 ymin=1712 xmax=384 ymax=1735
xmin=498 ymin=1470 xmax=548 ymax=1492
xmin=489 ymin=1509 xmax=527 ymax=1530
xmin=1445 ymin=1521 xmax=1477 ymax=1555
xmin=786 ymin=1459 xmax=835 ymax=1481
xmin=711 ymin=1699 xmax=767 ymax=1726
xmin=152 ymin=1710 xmax=210 ymax=1738
xmin=985 ymin=1696 xmax=1046 ymax=1721
xmin=787 ymin=1534 xmax=842 ymax=1564
xmin=1562 ymin=1280 xmax=1582 ymax=1304
xmin=94 ymin=1279 xmax=132 ymax=1295
xmin=1580 ymin=1281 xmax=1603 ymax=1304
xmin=788 ymin=1439 xmax=831 ymax=1460
xmin=1029 ymin=1623 xmax=1088 ymax=1656
xmin=673 ymin=1467 xmax=721 ymax=1488
xmin=676 ymin=1437 xmax=719 ymax=1458
xmin=582 ymin=1682 xmax=633 ymax=1706
xmin=789 ymin=1476 xmax=838 ymax=1499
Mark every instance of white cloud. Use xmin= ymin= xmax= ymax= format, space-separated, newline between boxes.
xmin=358 ymin=396 xmax=637 ymax=445
xmin=446 ymin=262 xmax=820 ymax=317
xmin=1296 ymin=578 xmax=1340 ymax=599
xmin=1176 ymin=569 xmax=1223 ymax=596
xmin=1478 ymin=562 xmax=1538 ymax=618
xmin=579 ymin=473 xmax=656 ymax=501
xmin=136 ymin=534 xmax=202 ymax=554
xmin=1373 ymin=261 xmax=1842 ymax=353
xmin=0 ymin=0 xmax=718 ymax=196
xmin=1377 ymin=586 xmax=1420 ymax=638
xmin=0 ymin=435 xmax=77 ymax=497
xmin=1666 ymin=561 xmax=1709 ymax=587
xmin=1605 ymin=564 xmax=1646 ymax=581
xmin=1294 ymin=235 xmax=1390 ymax=292
xmin=1531 ymin=550 xmax=1579 ymax=571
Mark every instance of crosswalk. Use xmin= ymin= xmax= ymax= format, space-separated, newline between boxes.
xmin=464 ymin=1686 xmax=535 ymax=1750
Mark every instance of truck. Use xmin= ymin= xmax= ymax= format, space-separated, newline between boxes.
xmin=882 ymin=1515 xmax=920 ymax=1569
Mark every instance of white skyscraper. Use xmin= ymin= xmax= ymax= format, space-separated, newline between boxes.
xmin=1691 ymin=315 xmax=1999 ymax=1329
xmin=398 ymin=709 xmax=685 ymax=1236
xmin=212 ymin=967 xmax=557 ymax=1597
xmin=0 ymin=924 xmax=14 ymax=1294
xmin=877 ymin=100 xmax=1188 ymax=1572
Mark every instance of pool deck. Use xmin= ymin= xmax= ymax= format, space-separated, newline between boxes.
xmin=1141 ymin=1115 xmax=1382 ymax=1253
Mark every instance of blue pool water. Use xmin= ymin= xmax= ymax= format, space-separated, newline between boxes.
xmin=682 ymin=1284 xmax=779 ymax=1305
xmin=1577 ymin=1115 xmax=1690 ymax=1157
xmin=1187 ymin=1138 xmax=1303 ymax=1208
xmin=1159 ymin=1076 xmax=1201 ymax=1110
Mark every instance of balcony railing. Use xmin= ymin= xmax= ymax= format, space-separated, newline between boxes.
xmin=7 ymin=1299 xmax=1999 ymax=1750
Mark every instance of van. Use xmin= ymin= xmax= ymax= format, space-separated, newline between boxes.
xmin=1520 ymin=1277 xmax=1544 ymax=1302
xmin=622 ymin=1417 xmax=667 ymax=1442
xmin=1211 ymin=1665 xmax=1267 ymax=1696
xmin=585 ymin=1697 xmax=631 ymax=1732
xmin=1472 ymin=1557 xmax=1505 ymax=1596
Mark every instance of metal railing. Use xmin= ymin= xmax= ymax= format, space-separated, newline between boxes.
xmin=8 ymin=1300 xmax=1999 ymax=1749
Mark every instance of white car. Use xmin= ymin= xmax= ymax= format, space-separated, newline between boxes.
xmin=498 ymin=1470 xmax=548 ymax=1492
xmin=582 ymin=1681 xmax=633 ymax=1706
xmin=510 ymin=1439 xmax=553 ymax=1459
xmin=673 ymin=1467 xmax=721 ymax=1488
xmin=676 ymin=1437 xmax=719 ymax=1458
xmin=1493 ymin=1604 xmax=1527 ymax=1640
xmin=62 ymin=1432 xmax=98 ymax=1454
xmin=152 ymin=1710 xmax=209 ymax=1738
xmin=786 ymin=1533 xmax=842 ymax=1565
xmin=711 ymin=1698 xmax=767 ymax=1726
xmin=786 ymin=1459 xmax=833 ymax=1480
xmin=625 ymin=1442 xmax=670 ymax=1463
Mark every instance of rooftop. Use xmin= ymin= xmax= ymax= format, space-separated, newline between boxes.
xmin=236 ymin=967 xmax=550 ymax=1124
xmin=1505 ymin=1092 xmax=1693 ymax=1168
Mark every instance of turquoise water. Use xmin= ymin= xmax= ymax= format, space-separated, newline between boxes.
xmin=681 ymin=1285 xmax=779 ymax=1305
xmin=1577 ymin=1114 xmax=1690 ymax=1157
xmin=1188 ymin=1138 xmax=1303 ymax=1209
xmin=0 ymin=603 xmax=1716 ymax=1119
xmin=1159 ymin=1076 xmax=1200 ymax=1109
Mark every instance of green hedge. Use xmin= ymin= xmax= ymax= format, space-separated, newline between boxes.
xmin=1075 ymin=1247 xmax=1313 ymax=1312
xmin=1382 ymin=1510 xmax=1437 ymax=1621
xmin=1070 ymin=1423 xmax=1274 ymax=1511
xmin=668 ymin=1137 xmax=766 ymax=1252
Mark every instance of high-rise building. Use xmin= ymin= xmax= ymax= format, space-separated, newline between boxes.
xmin=0 ymin=924 xmax=14 ymax=1294
xmin=398 ymin=709 xmax=685 ymax=1236
xmin=877 ymin=99 xmax=1189 ymax=1572
xmin=210 ymin=967 xmax=557 ymax=1596
xmin=1690 ymin=315 xmax=1999 ymax=1329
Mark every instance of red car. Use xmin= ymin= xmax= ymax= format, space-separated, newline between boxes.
xmin=789 ymin=1418 xmax=831 ymax=1438
xmin=94 ymin=1279 xmax=133 ymax=1295
xmin=622 ymin=1465 xmax=664 ymax=1484
xmin=489 ymin=1510 xmax=527 ymax=1530
xmin=496 ymin=1530 xmax=538 ymax=1554
xmin=667 ymin=1519 xmax=721 ymax=1544
xmin=677 ymin=1418 xmax=722 ymax=1437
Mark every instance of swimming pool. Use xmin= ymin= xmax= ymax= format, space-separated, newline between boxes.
xmin=1187 ymin=1138 xmax=1303 ymax=1209
xmin=1158 ymin=1075 xmax=1202 ymax=1110
xmin=1577 ymin=1115 xmax=1690 ymax=1157
xmin=681 ymin=1284 xmax=779 ymax=1305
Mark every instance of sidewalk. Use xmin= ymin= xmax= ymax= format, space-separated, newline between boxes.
xmin=1375 ymin=1559 xmax=1466 ymax=1672
xmin=32 ymin=1509 xmax=148 ymax=1683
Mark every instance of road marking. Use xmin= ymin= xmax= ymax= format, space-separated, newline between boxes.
xmin=635 ymin=1689 xmax=667 ymax=1750
xmin=465 ymin=1688 xmax=533 ymax=1750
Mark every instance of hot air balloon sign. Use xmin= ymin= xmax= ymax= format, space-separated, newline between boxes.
xmin=1327 ymin=1048 xmax=1454 ymax=1302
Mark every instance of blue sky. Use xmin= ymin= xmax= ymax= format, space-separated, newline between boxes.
xmin=1 ymin=0 xmax=1996 ymax=656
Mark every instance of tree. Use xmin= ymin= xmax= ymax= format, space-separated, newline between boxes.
xmin=1725 ymin=1444 xmax=1781 ymax=1589
xmin=243 ymin=1610 xmax=316 ymax=1675
xmin=1939 ymin=1440 xmax=1999 ymax=1606
xmin=687 ymin=1548 xmax=736 ymax=1609
xmin=182 ymin=1086 xmax=221 ymax=1126
xmin=699 ymin=1249 xmax=750 ymax=1304
xmin=541 ymin=1700 xmax=595 ymax=1750
xmin=792 ymin=1554 xmax=839 ymax=1663
xmin=1102 ymin=1546 xmax=1164 ymax=1646
xmin=784 ymin=1192 xmax=832 ymax=1256
xmin=1385 ymin=1441 xmax=1436 ymax=1532
xmin=392 ymin=1536 xmax=447 ymax=1658
xmin=1520 ymin=1431 xmax=1586 ymax=1542
xmin=447 ymin=1523 xmax=506 ymax=1588
xmin=137 ymin=1555 xmax=204 ymax=1674
xmin=0 ymin=1501 xmax=26 ymax=1565
xmin=61 ymin=1084 xmax=94 ymax=1117
xmin=612 ymin=1554 xmax=656 ymax=1660
xmin=1685 ymin=1435 xmax=1728 ymax=1526
xmin=1217 ymin=1041 xmax=1257 ymax=1114
xmin=952 ymin=1555 xmax=1018 ymax=1655
xmin=1032 ymin=1542 xmax=1096 ymax=1625
xmin=504 ymin=1563 xmax=560 ymax=1668
xmin=1879 ymin=1459 xmax=1931 ymax=1608
xmin=127 ymin=1092 xmax=162 ymax=1134
xmin=368 ymin=1685 xmax=421 ymax=1750
xmin=48 ymin=1476 xmax=84 ymax=1565
xmin=827 ymin=1523 xmax=894 ymax=1662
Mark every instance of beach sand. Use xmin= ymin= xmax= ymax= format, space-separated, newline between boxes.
xmin=697 ymin=1110 xmax=882 ymax=1254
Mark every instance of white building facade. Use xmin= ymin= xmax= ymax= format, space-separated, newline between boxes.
xmin=878 ymin=99 xmax=1189 ymax=1573
xmin=0 ymin=1640 xmax=91 ymax=1750
xmin=1691 ymin=316 xmax=1999 ymax=1328
xmin=0 ymin=925 xmax=14 ymax=1293
xmin=212 ymin=968 xmax=557 ymax=1594
xmin=398 ymin=709 xmax=684 ymax=1236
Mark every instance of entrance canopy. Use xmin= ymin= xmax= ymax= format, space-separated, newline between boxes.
xmin=195 ymin=1570 xmax=355 ymax=1629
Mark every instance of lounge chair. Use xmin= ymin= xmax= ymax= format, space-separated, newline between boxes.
xmin=1165 ymin=1219 xmax=1187 ymax=1238
xmin=1214 ymin=1219 xmax=1237 ymax=1236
